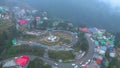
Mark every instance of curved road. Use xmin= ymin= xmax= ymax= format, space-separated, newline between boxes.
xmin=54 ymin=33 xmax=95 ymax=68
xmin=18 ymin=30 xmax=78 ymax=51
xmin=82 ymin=33 xmax=95 ymax=64
xmin=17 ymin=33 xmax=95 ymax=68
xmin=12 ymin=8 xmax=91 ymax=68
xmin=13 ymin=6 xmax=95 ymax=67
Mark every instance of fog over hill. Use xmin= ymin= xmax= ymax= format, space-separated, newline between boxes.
xmin=8 ymin=0 xmax=120 ymax=32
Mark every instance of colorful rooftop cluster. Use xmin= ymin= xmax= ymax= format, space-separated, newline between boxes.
xmin=87 ymin=27 xmax=115 ymax=67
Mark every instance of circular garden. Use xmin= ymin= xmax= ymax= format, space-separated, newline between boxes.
xmin=38 ymin=31 xmax=73 ymax=46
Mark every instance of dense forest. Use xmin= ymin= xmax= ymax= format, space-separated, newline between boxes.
xmin=0 ymin=23 xmax=18 ymax=55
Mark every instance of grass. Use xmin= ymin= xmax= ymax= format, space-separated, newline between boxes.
xmin=0 ymin=21 xmax=14 ymax=33
xmin=48 ymin=50 xmax=75 ymax=61
xmin=21 ymin=31 xmax=72 ymax=46
xmin=39 ymin=37 xmax=71 ymax=46
xmin=39 ymin=40 xmax=59 ymax=46
xmin=28 ymin=58 xmax=52 ymax=68
xmin=53 ymin=31 xmax=72 ymax=40
xmin=1 ymin=45 xmax=45 ymax=60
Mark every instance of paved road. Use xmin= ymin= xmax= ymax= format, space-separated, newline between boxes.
xmin=57 ymin=33 xmax=95 ymax=68
xmin=16 ymin=33 xmax=95 ymax=68
xmin=82 ymin=34 xmax=95 ymax=64
xmin=17 ymin=30 xmax=78 ymax=51
xmin=13 ymin=7 xmax=95 ymax=67
xmin=0 ymin=33 xmax=95 ymax=68
xmin=42 ymin=33 xmax=96 ymax=68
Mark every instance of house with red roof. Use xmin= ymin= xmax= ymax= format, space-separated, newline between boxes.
xmin=80 ymin=27 xmax=88 ymax=32
xmin=18 ymin=20 xmax=26 ymax=25
xmin=96 ymin=59 xmax=101 ymax=64
xmin=15 ymin=55 xmax=29 ymax=67
xmin=3 ymin=55 xmax=30 ymax=68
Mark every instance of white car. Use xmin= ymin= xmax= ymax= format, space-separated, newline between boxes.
xmin=81 ymin=52 xmax=85 ymax=57
xmin=72 ymin=63 xmax=76 ymax=66
xmin=79 ymin=50 xmax=82 ymax=54
xmin=85 ymin=62 xmax=89 ymax=65
xmin=76 ymin=36 xmax=78 ymax=38
xmin=82 ymin=64 xmax=85 ymax=67
xmin=29 ymin=41 xmax=32 ymax=43
xmin=85 ymin=59 xmax=91 ymax=65
xmin=88 ymin=59 xmax=91 ymax=62
xmin=54 ymin=63 xmax=58 ymax=66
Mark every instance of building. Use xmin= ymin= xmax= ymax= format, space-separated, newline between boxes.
xmin=80 ymin=27 xmax=88 ymax=32
xmin=3 ymin=55 xmax=30 ymax=68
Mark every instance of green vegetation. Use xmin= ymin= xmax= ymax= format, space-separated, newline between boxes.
xmin=37 ymin=19 xmax=53 ymax=30
xmin=105 ymin=50 xmax=110 ymax=59
xmin=0 ymin=23 xmax=18 ymax=54
xmin=102 ymin=32 xmax=120 ymax=68
xmin=40 ymin=39 xmax=68 ymax=46
xmin=0 ymin=7 xmax=21 ymax=60
xmin=39 ymin=40 xmax=59 ymax=46
xmin=108 ymin=58 xmax=120 ymax=68
xmin=101 ymin=59 xmax=109 ymax=68
xmin=36 ymin=17 xmax=74 ymax=31
xmin=28 ymin=58 xmax=51 ymax=68
xmin=57 ymin=22 xmax=68 ymax=30
xmin=21 ymin=34 xmax=37 ymax=41
xmin=1 ymin=45 xmax=45 ymax=60
xmin=113 ymin=32 xmax=120 ymax=48
xmin=59 ymin=38 xmax=71 ymax=44
xmin=0 ymin=64 xmax=2 ymax=68
xmin=72 ymin=32 xmax=89 ymax=51
xmin=48 ymin=50 xmax=75 ymax=61
xmin=22 ymin=31 xmax=72 ymax=46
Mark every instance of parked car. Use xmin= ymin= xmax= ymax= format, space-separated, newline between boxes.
xmin=54 ymin=63 xmax=58 ymax=66
xmin=72 ymin=63 xmax=76 ymax=66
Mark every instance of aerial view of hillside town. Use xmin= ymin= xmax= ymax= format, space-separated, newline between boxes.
xmin=0 ymin=0 xmax=120 ymax=68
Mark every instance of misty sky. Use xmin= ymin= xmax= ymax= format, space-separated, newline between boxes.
xmin=20 ymin=0 xmax=120 ymax=32
xmin=100 ymin=0 xmax=120 ymax=8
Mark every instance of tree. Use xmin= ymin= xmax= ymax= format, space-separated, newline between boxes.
xmin=105 ymin=50 xmax=110 ymax=59
xmin=80 ymin=41 xmax=89 ymax=51
xmin=108 ymin=58 xmax=120 ymax=68
xmin=57 ymin=23 xmax=68 ymax=30
xmin=114 ymin=32 xmax=120 ymax=48
xmin=28 ymin=58 xmax=52 ymax=68
xmin=0 ymin=64 xmax=2 ymax=68
xmin=48 ymin=50 xmax=75 ymax=61
xmin=72 ymin=32 xmax=89 ymax=51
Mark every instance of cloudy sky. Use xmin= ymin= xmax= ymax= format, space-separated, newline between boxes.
xmin=17 ymin=0 xmax=120 ymax=32
xmin=99 ymin=0 xmax=120 ymax=7
xmin=99 ymin=0 xmax=120 ymax=8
